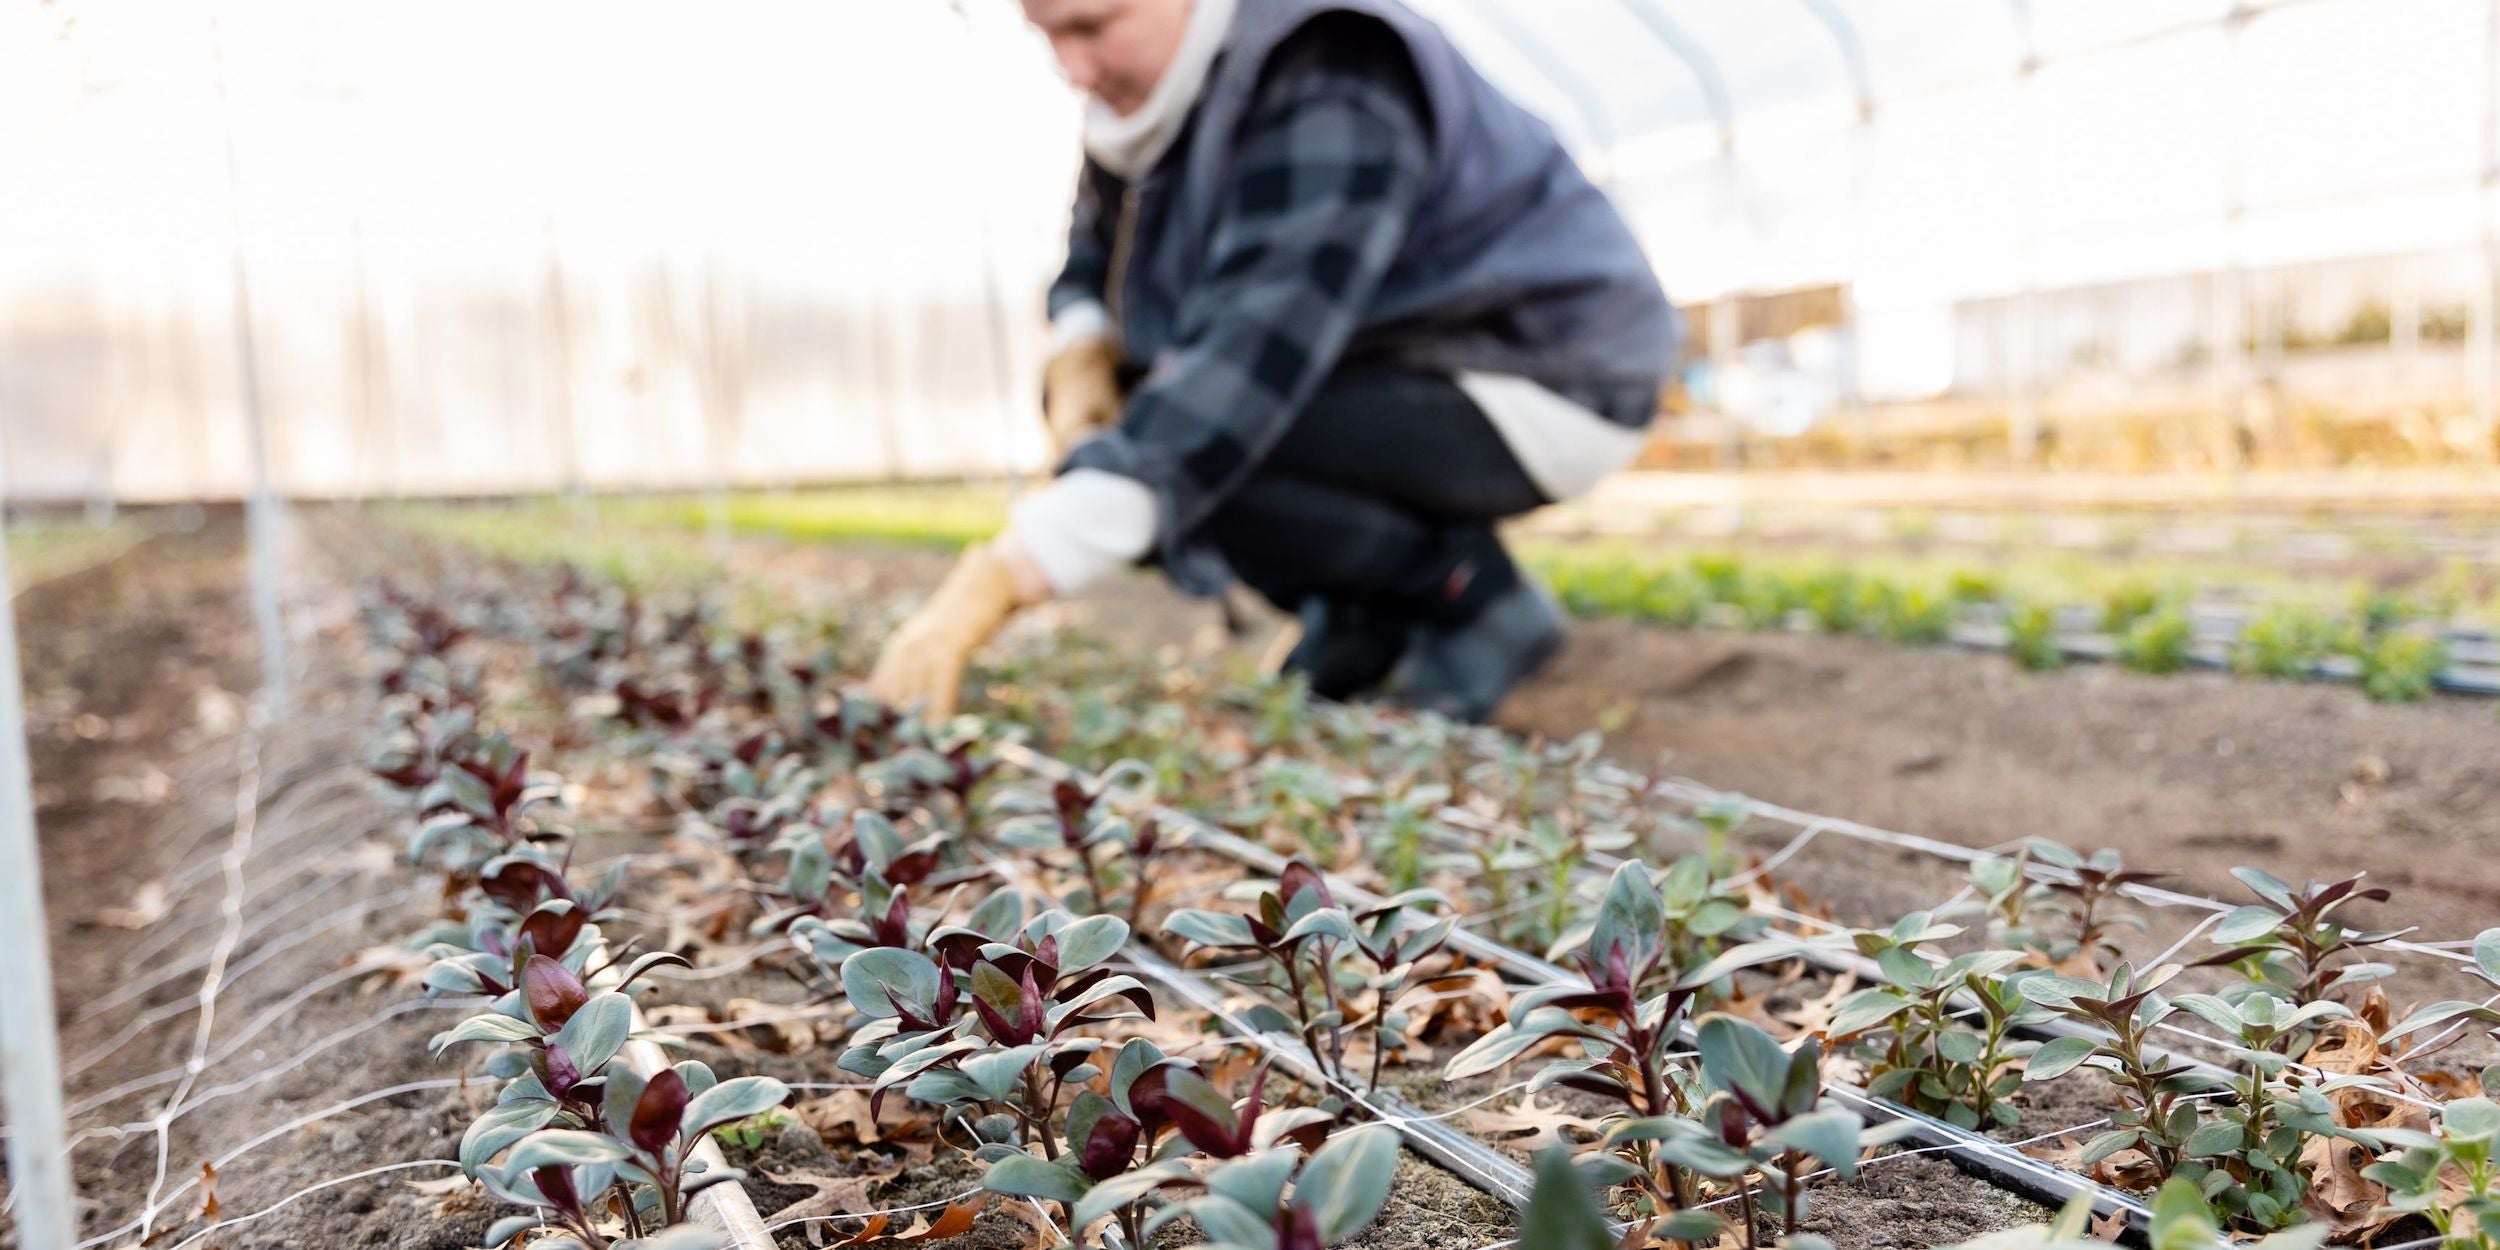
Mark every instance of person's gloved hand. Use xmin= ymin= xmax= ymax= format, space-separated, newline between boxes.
xmin=867 ymin=542 xmax=1033 ymax=720
xmin=1042 ymin=337 xmax=1122 ymax=462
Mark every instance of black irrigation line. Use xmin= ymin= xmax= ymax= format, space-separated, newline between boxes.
xmin=992 ymin=744 xmax=2166 ymax=1241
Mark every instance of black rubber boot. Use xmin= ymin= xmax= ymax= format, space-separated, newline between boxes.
xmin=1280 ymin=598 xmax=1410 ymax=701
xmin=1387 ymin=575 xmax=1566 ymax=722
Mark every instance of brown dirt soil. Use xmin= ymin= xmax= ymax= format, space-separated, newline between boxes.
xmin=739 ymin=537 xmax=2500 ymax=956
xmin=7 ymin=521 xmax=486 ymax=1248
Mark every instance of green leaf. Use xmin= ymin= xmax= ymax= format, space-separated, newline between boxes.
xmin=1191 ymin=1195 xmax=1277 ymax=1248
xmin=2210 ymin=905 xmax=2282 ymax=945
xmin=983 ymin=1152 xmax=1090 ymax=1203
xmin=1697 ymin=1014 xmax=1795 ymax=1112
xmin=1442 ymin=1021 xmax=1551 ymax=1082
xmin=2475 ymin=928 xmax=2500 ymax=983
xmin=840 ymin=948 xmax=942 ymax=1020
xmin=965 ymin=889 xmax=1026 ymax=939
xmin=1165 ymin=909 xmax=1258 ymax=950
xmin=2383 ymin=999 xmax=2493 ymax=1041
xmin=2078 ymin=1128 xmax=2141 ymax=1165
xmin=1588 ymin=862 xmax=1666 ymax=972
xmin=1074 ymin=1161 xmax=1197 ymax=1231
xmin=432 ymin=1012 xmax=540 ymax=1054
xmin=681 ymin=1076 xmax=791 ymax=1141
xmin=1053 ymin=914 xmax=1131 ymax=972
xmin=1205 ymin=1147 xmax=1300 ymax=1215
xmin=1522 ymin=1147 xmax=1617 ymax=1250
xmin=503 ymin=1129 xmax=629 ymax=1172
xmin=1765 ymin=1109 xmax=1866 ymax=1178
xmin=2025 ymin=1037 xmax=2099 ymax=1084
xmin=1290 ymin=1126 xmax=1401 ymax=1244
xmin=2181 ymin=1120 xmax=2242 ymax=1158
xmin=1826 ymin=989 xmax=1912 ymax=1038
xmin=2443 ymin=1097 xmax=2500 ymax=1143
xmin=2229 ymin=868 xmax=2297 ymax=912
xmin=460 ymin=1098 xmax=559 ymax=1175
xmin=2015 ymin=976 xmax=2108 ymax=1011
xmin=2148 ymin=1176 xmax=2224 ymax=1250
xmin=961 ymin=1044 xmax=1043 ymax=1103
xmin=550 ymin=992 xmax=632 ymax=1076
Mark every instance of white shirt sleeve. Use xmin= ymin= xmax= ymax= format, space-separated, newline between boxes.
xmin=1006 ymin=469 xmax=1159 ymax=596
xmin=1049 ymin=300 xmax=1113 ymax=355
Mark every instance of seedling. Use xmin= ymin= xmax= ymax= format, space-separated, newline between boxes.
xmin=1444 ymin=863 xmax=1790 ymax=1220
xmin=1938 ymin=1176 xmax=2328 ymax=1250
xmin=2205 ymin=869 xmax=2401 ymax=1007
xmin=1827 ymin=912 xmax=2047 ymax=1130
xmin=1643 ymin=1015 xmax=1899 ymax=1248
xmin=1168 ymin=857 xmax=1456 ymax=1094
xmin=2364 ymin=1096 xmax=2500 ymax=1250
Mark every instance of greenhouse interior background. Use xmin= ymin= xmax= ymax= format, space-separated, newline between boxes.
xmin=8 ymin=2 xmax=2500 ymax=1250
xmin=8 ymin=0 xmax=2500 ymax=498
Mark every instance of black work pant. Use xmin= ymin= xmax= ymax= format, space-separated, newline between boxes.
xmin=1198 ymin=365 xmax=1546 ymax=624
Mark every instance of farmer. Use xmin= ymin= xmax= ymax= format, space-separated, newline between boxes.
xmin=869 ymin=0 xmax=1678 ymax=722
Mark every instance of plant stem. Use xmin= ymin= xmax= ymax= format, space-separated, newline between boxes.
xmin=1281 ymin=950 xmax=1334 ymax=1085
xmin=1781 ymin=1149 xmax=1802 ymax=1238
xmin=1025 ymin=1063 xmax=1061 ymax=1161
xmin=1076 ymin=840 xmax=1115 ymax=917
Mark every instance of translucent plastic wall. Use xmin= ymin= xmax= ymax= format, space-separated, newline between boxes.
xmin=4 ymin=0 xmax=2494 ymax=502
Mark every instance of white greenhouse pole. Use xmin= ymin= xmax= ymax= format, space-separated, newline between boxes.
xmin=2006 ymin=0 xmax=2044 ymax=467
xmin=2474 ymin=0 xmax=2500 ymax=459
xmin=0 ymin=489 xmax=77 ymax=1247
xmin=213 ymin=15 xmax=288 ymax=709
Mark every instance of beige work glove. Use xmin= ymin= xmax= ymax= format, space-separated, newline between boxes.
xmin=1042 ymin=337 xmax=1122 ymax=462
xmin=867 ymin=543 xmax=1033 ymax=720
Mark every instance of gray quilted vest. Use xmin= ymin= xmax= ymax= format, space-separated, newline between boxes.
xmin=1111 ymin=0 xmax=1679 ymax=404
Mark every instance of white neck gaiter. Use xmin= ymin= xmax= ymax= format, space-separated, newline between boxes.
xmin=1081 ymin=0 xmax=1238 ymax=180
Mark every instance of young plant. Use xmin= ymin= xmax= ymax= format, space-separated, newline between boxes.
xmin=777 ymin=809 xmax=951 ymax=954
xmin=2004 ymin=599 xmax=2066 ymax=672
xmin=2205 ymin=869 xmax=2401 ymax=1007
xmin=2383 ymin=927 xmax=2500 ymax=1093
xmin=473 ymin=1061 xmax=790 ymax=1247
xmin=1938 ymin=1176 xmax=2328 ymax=1250
xmin=1443 ymin=863 xmax=1786 ymax=1222
xmin=2363 ymin=1095 xmax=2500 ymax=1250
xmin=2019 ymin=962 xmax=2213 ymax=1181
xmin=1550 ymin=854 xmax=1764 ymax=1007
xmin=1961 ymin=848 xmax=2062 ymax=967
xmin=2116 ymin=605 xmax=2195 ymax=674
xmin=2232 ymin=603 xmax=2334 ymax=680
xmin=1646 ymin=1015 xmax=1899 ymax=1249
xmin=1370 ymin=781 xmax=1450 ymax=896
xmin=407 ymin=733 xmax=569 ymax=876
xmin=835 ymin=901 xmax=1163 ymax=1175
xmin=1167 ymin=858 xmax=1455 ymax=1094
xmin=981 ymin=1040 xmax=1333 ymax=1248
xmin=1827 ymin=912 xmax=2049 ymax=1130
xmin=2350 ymin=629 xmax=2448 ymax=703
xmin=1065 ymin=1125 xmax=1401 ymax=1250
xmin=990 ymin=768 xmax=1161 ymax=921
xmin=2028 ymin=842 xmax=2165 ymax=971
xmin=2159 ymin=990 xmax=2385 ymax=1229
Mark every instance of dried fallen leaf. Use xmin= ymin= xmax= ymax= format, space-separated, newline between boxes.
xmin=1465 ymin=1092 xmax=1603 ymax=1155
xmin=761 ymin=1156 xmax=904 ymax=1226
xmin=997 ymin=1196 xmax=1063 ymax=1250
xmin=799 ymin=1090 xmax=886 ymax=1146
xmin=198 ymin=1163 xmax=219 ymax=1221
